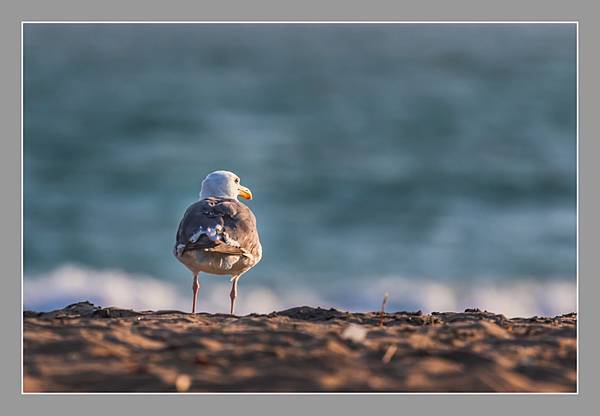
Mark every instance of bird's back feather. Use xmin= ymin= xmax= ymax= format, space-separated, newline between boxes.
xmin=175 ymin=197 xmax=261 ymax=262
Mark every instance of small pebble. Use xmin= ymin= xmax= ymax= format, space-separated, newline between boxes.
xmin=175 ymin=374 xmax=192 ymax=392
xmin=341 ymin=324 xmax=368 ymax=342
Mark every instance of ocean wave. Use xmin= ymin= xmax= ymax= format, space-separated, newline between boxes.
xmin=23 ymin=264 xmax=576 ymax=318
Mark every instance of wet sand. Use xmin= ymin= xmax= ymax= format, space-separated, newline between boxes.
xmin=23 ymin=302 xmax=576 ymax=392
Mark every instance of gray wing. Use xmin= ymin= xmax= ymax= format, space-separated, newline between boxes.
xmin=174 ymin=198 xmax=260 ymax=259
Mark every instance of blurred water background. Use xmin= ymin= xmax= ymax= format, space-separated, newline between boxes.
xmin=23 ymin=24 xmax=577 ymax=317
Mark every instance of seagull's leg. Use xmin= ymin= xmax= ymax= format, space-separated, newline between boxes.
xmin=191 ymin=273 xmax=200 ymax=314
xmin=229 ymin=276 xmax=239 ymax=316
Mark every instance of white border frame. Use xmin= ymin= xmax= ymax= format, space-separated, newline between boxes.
xmin=20 ymin=20 xmax=579 ymax=395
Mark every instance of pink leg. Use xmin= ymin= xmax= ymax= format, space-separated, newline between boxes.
xmin=191 ymin=273 xmax=200 ymax=314
xmin=229 ymin=277 xmax=238 ymax=315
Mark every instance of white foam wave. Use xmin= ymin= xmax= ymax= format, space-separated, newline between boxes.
xmin=23 ymin=264 xmax=576 ymax=317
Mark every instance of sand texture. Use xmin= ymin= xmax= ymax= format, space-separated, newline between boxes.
xmin=23 ymin=302 xmax=576 ymax=393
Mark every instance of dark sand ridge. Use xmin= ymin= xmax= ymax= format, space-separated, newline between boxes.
xmin=23 ymin=302 xmax=576 ymax=392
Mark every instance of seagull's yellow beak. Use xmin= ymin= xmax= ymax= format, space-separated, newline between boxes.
xmin=238 ymin=185 xmax=253 ymax=200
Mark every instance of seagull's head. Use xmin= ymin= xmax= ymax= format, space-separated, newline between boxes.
xmin=199 ymin=170 xmax=253 ymax=201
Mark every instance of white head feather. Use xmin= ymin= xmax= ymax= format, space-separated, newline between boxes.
xmin=199 ymin=170 xmax=251 ymax=200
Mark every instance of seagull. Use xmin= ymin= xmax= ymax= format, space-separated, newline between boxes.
xmin=174 ymin=170 xmax=262 ymax=315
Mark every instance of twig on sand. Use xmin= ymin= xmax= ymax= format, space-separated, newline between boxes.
xmin=379 ymin=292 xmax=389 ymax=326
xmin=382 ymin=345 xmax=398 ymax=364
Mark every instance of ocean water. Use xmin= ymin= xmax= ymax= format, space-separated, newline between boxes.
xmin=23 ymin=24 xmax=577 ymax=316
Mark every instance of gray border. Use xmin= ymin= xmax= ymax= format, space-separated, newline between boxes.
xmin=3 ymin=0 xmax=598 ymax=414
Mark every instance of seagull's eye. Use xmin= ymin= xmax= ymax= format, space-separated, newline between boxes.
xmin=234 ymin=178 xmax=240 ymax=184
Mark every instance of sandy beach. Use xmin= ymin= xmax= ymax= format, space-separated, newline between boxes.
xmin=23 ymin=301 xmax=576 ymax=393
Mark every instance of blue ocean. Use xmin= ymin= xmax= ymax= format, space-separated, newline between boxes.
xmin=23 ymin=24 xmax=577 ymax=316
